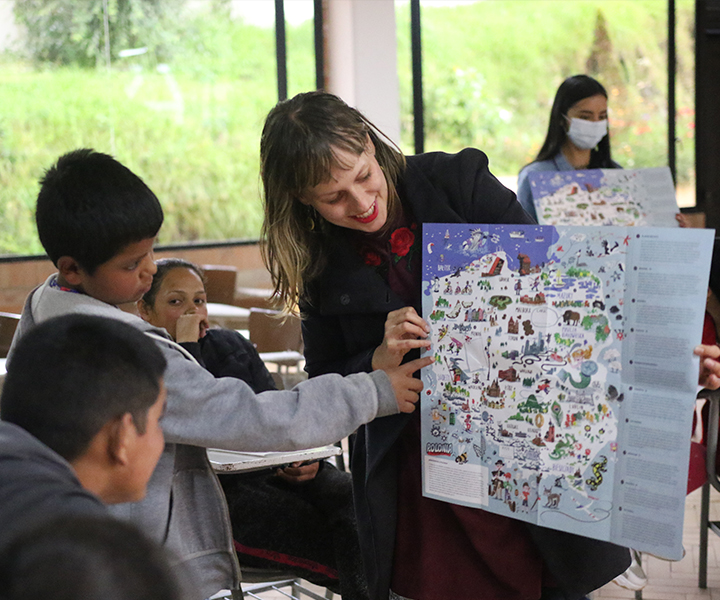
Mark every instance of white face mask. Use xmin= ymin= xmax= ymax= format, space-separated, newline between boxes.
xmin=565 ymin=117 xmax=608 ymax=150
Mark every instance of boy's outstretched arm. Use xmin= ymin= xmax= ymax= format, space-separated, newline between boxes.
xmin=696 ymin=344 xmax=720 ymax=390
xmin=157 ymin=340 xmax=405 ymax=453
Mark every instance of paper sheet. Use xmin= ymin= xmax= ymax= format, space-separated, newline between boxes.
xmin=528 ymin=167 xmax=679 ymax=227
xmin=420 ymin=223 xmax=713 ymax=559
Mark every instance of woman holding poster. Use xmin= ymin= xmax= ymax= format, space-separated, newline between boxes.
xmin=517 ymin=75 xmax=621 ymax=222
xmin=259 ymin=90 xmax=635 ymax=600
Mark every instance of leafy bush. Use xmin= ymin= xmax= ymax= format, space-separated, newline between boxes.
xmin=14 ymin=0 xmax=183 ymax=67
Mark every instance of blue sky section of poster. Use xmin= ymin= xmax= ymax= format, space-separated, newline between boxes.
xmin=420 ymin=223 xmax=712 ymax=558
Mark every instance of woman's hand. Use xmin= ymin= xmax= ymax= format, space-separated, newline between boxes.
xmin=676 ymin=212 xmax=706 ymax=228
xmin=384 ymin=355 xmax=435 ymax=413
xmin=696 ymin=344 xmax=720 ymax=390
xmin=175 ymin=313 xmax=210 ymax=343
xmin=372 ymin=307 xmax=431 ymax=371
xmin=275 ymin=461 xmax=320 ymax=484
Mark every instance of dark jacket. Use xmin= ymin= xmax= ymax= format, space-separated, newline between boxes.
xmin=0 ymin=421 xmax=106 ymax=557
xmin=180 ymin=328 xmax=276 ymax=392
xmin=301 ymin=149 xmax=630 ymax=600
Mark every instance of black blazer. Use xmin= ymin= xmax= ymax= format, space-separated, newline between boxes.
xmin=301 ymin=149 xmax=630 ymax=600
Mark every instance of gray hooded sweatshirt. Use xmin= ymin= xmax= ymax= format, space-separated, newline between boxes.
xmin=9 ymin=274 xmax=399 ymax=598
xmin=0 ymin=421 xmax=106 ymax=556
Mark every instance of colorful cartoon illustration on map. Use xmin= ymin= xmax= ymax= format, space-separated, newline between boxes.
xmin=528 ymin=167 xmax=679 ymax=227
xmin=421 ymin=224 xmax=631 ymax=538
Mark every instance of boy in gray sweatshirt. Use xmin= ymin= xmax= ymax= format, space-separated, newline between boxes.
xmin=8 ymin=148 xmax=431 ymax=598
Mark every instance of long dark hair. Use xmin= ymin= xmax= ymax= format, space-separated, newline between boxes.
xmin=534 ymin=75 xmax=614 ymax=168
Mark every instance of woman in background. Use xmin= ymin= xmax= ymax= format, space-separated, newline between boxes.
xmin=517 ymin=74 xmax=620 ymax=221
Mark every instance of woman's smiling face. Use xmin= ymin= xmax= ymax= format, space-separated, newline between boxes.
xmin=302 ymin=140 xmax=388 ymax=233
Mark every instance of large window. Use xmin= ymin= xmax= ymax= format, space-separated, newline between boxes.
xmin=2 ymin=1 xmax=696 ymax=255
xmin=0 ymin=0 xmax=315 ymax=256
xmin=396 ymin=0 xmax=696 ymax=207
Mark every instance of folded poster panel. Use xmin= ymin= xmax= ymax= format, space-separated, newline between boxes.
xmin=528 ymin=167 xmax=679 ymax=227
xmin=421 ymin=223 xmax=713 ymax=559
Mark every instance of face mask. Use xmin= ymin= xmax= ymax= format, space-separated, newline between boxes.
xmin=565 ymin=117 xmax=608 ymax=150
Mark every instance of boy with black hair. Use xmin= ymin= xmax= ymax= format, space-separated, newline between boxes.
xmin=0 ymin=514 xmax=187 ymax=600
xmin=8 ymin=148 xmax=431 ymax=598
xmin=0 ymin=314 xmax=167 ymax=557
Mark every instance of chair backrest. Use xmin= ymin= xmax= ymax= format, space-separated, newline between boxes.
xmin=201 ymin=265 xmax=238 ymax=305
xmin=0 ymin=312 xmax=21 ymax=358
xmin=248 ymin=308 xmax=303 ymax=354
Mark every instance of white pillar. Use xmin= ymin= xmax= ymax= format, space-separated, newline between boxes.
xmin=325 ymin=0 xmax=400 ymax=145
xmin=0 ymin=1 xmax=20 ymax=52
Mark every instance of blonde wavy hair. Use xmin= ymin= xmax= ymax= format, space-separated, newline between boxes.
xmin=260 ymin=91 xmax=406 ymax=313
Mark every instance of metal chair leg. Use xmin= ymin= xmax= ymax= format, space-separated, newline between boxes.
xmin=634 ymin=551 xmax=643 ymax=600
xmin=700 ymin=481 xmax=710 ymax=588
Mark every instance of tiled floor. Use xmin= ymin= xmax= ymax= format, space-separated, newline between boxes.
xmin=243 ymin=486 xmax=720 ymax=599
xmin=592 ymin=486 xmax=720 ymax=600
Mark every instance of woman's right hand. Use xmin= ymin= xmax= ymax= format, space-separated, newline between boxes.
xmin=384 ymin=356 xmax=434 ymax=413
xmin=696 ymin=344 xmax=720 ymax=390
xmin=175 ymin=313 xmax=209 ymax=343
xmin=371 ymin=307 xmax=431 ymax=371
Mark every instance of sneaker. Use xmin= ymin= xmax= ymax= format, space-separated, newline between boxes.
xmin=612 ymin=550 xmax=648 ymax=591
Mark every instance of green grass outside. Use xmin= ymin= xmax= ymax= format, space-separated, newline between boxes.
xmin=0 ymin=0 xmax=696 ymax=256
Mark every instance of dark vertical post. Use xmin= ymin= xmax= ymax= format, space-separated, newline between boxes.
xmin=696 ymin=0 xmax=720 ymax=227
xmin=668 ymin=0 xmax=676 ymax=184
xmin=411 ymin=0 xmax=424 ymax=154
xmin=314 ymin=0 xmax=325 ymax=90
xmin=275 ymin=0 xmax=287 ymax=101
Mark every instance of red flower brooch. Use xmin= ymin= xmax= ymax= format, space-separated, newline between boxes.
xmin=390 ymin=227 xmax=415 ymax=258
xmin=361 ymin=223 xmax=418 ymax=271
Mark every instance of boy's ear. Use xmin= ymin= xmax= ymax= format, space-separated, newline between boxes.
xmin=106 ymin=413 xmax=136 ymax=467
xmin=57 ymin=256 xmax=85 ymax=286
xmin=137 ymin=300 xmax=152 ymax=321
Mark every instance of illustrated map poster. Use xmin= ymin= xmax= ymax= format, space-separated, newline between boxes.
xmin=528 ymin=166 xmax=679 ymax=227
xmin=420 ymin=223 xmax=713 ymax=559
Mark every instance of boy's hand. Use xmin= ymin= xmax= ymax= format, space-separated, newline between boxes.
xmin=696 ymin=344 xmax=720 ymax=390
xmin=372 ymin=307 xmax=431 ymax=371
xmin=384 ymin=356 xmax=434 ymax=413
xmin=275 ymin=461 xmax=320 ymax=484
xmin=175 ymin=313 xmax=209 ymax=343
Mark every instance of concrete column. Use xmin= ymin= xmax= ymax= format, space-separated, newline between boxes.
xmin=0 ymin=2 xmax=20 ymax=51
xmin=325 ymin=0 xmax=401 ymax=145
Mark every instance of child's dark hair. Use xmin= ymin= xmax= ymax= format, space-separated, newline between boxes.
xmin=0 ymin=514 xmax=187 ymax=600
xmin=1 ymin=315 xmax=167 ymax=462
xmin=140 ymin=258 xmax=205 ymax=309
xmin=36 ymin=149 xmax=164 ymax=274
